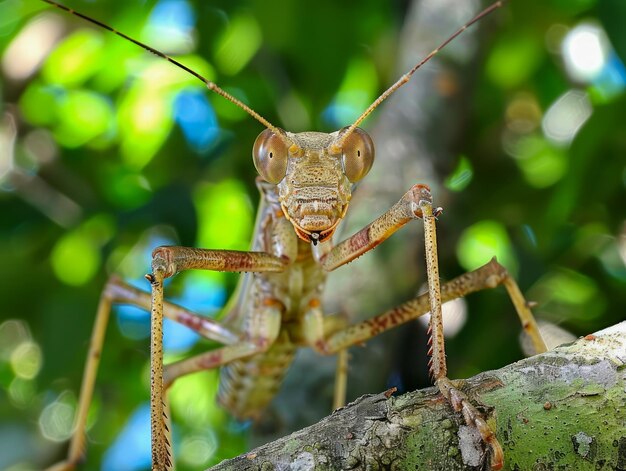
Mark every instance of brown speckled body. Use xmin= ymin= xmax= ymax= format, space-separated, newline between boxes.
xmin=217 ymin=179 xmax=327 ymax=419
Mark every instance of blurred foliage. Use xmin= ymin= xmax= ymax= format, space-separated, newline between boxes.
xmin=0 ymin=0 xmax=625 ymax=469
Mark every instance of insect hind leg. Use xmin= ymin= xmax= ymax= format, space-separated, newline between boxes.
xmin=45 ymin=275 xmax=240 ymax=471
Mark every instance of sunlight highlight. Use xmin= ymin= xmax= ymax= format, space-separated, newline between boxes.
xmin=2 ymin=14 xmax=64 ymax=80
xmin=542 ymin=90 xmax=592 ymax=146
xmin=562 ymin=24 xmax=607 ymax=83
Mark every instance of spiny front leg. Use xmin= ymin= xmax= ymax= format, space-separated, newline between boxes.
xmin=320 ymin=184 xmax=436 ymax=271
xmin=148 ymin=245 xmax=288 ymax=471
xmin=147 ymin=270 xmax=169 ymax=471
xmin=312 ymin=185 xmax=538 ymax=469
xmin=420 ymin=189 xmax=503 ymax=471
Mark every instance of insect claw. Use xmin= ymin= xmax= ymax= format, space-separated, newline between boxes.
xmin=145 ymin=273 xmax=155 ymax=284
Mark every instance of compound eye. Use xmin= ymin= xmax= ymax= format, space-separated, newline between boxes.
xmin=252 ymin=129 xmax=289 ymax=184
xmin=340 ymin=127 xmax=375 ymax=183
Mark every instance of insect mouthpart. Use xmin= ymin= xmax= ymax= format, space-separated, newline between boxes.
xmin=281 ymin=195 xmax=349 ymax=245
xmin=286 ymin=212 xmax=344 ymax=245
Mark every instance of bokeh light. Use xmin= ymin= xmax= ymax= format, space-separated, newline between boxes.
xmin=174 ymin=88 xmax=220 ymax=152
xmin=1 ymin=14 xmax=64 ymax=80
xmin=418 ymin=297 xmax=468 ymax=338
xmin=38 ymin=391 xmax=76 ymax=442
xmin=561 ymin=22 xmax=626 ymax=100
xmin=179 ymin=433 xmax=218 ymax=467
xmin=0 ymin=320 xmax=31 ymax=362
xmin=51 ymin=216 xmax=115 ymax=286
xmin=530 ymin=268 xmax=605 ymax=323
xmin=213 ymin=12 xmax=261 ymax=76
xmin=144 ymin=0 xmax=196 ymax=53
xmin=456 ymin=220 xmax=518 ymax=276
xmin=485 ymin=31 xmax=542 ymax=88
xmin=323 ymin=57 xmax=378 ymax=127
xmin=43 ymin=29 xmax=104 ymax=87
xmin=542 ymin=89 xmax=592 ymax=146
xmin=10 ymin=341 xmax=42 ymax=380
xmin=102 ymin=404 xmax=151 ymax=471
xmin=562 ymin=23 xmax=607 ymax=83
xmin=444 ymin=155 xmax=473 ymax=192
xmin=193 ymin=179 xmax=253 ymax=251
xmin=8 ymin=377 xmax=37 ymax=409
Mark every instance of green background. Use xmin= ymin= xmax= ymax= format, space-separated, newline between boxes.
xmin=1 ymin=0 xmax=625 ymax=469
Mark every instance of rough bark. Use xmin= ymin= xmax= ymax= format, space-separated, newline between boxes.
xmin=208 ymin=322 xmax=626 ymax=471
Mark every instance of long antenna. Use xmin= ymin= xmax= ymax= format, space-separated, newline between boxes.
xmin=331 ymin=0 xmax=505 ymax=153
xmin=40 ymin=0 xmax=291 ymax=144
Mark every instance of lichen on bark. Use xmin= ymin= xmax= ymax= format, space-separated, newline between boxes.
xmin=208 ymin=322 xmax=626 ymax=471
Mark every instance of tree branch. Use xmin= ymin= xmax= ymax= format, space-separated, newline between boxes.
xmin=208 ymin=322 xmax=626 ymax=471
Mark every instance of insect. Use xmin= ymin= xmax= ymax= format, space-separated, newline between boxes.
xmin=37 ymin=0 xmax=550 ymax=470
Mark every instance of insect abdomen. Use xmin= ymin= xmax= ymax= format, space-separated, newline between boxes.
xmin=217 ymin=329 xmax=296 ymax=420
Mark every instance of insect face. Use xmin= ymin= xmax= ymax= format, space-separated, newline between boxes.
xmin=253 ymin=127 xmax=374 ymax=243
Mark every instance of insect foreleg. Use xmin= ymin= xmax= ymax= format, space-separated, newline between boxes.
xmin=310 ymin=186 xmax=546 ymax=470
xmin=421 ymin=193 xmax=504 ymax=469
xmin=148 ymin=245 xmax=289 ymax=470
xmin=319 ymin=184 xmax=435 ymax=271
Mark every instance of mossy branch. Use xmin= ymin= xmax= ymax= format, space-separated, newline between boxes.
xmin=208 ymin=322 xmax=626 ymax=471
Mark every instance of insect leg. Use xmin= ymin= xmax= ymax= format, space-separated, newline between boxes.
xmin=108 ymin=276 xmax=240 ymax=344
xmin=45 ymin=275 xmax=240 ymax=471
xmin=319 ymin=184 xmax=433 ymax=271
xmin=162 ymin=301 xmax=282 ymax=386
xmin=420 ymin=189 xmax=502 ymax=470
xmin=315 ymin=183 xmax=544 ymax=470
xmin=319 ymin=259 xmax=546 ymax=354
xmin=324 ymin=259 xmax=540 ymax=469
xmin=45 ymin=284 xmax=114 ymax=471
xmin=333 ymin=349 xmax=349 ymax=410
xmin=148 ymin=246 xmax=288 ymax=471
xmin=316 ymin=183 xmax=545 ymax=356
xmin=297 ymin=302 xmax=350 ymax=410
